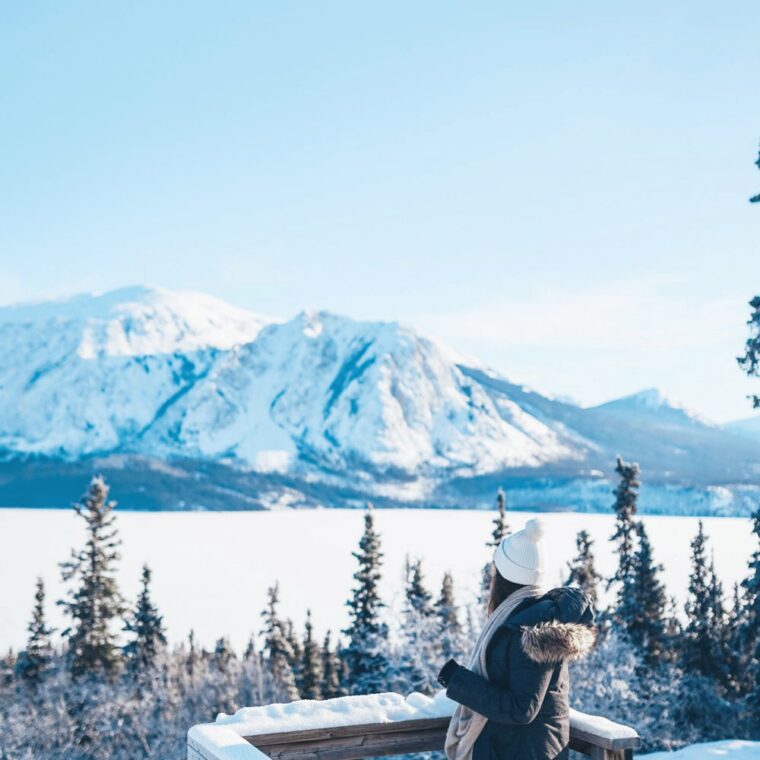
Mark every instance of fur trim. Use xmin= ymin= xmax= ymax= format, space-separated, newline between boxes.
xmin=520 ymin=621 xmax=596 ymax=664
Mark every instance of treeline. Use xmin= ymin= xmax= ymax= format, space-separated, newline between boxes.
xmin=1 ymin=466 xmax=759 ymax=759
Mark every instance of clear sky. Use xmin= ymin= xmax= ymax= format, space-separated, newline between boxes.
xmin=1 ymin=2 xmax=758 ymax=422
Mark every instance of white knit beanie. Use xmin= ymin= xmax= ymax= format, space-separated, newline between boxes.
xmin=493 ymin=518 xmax=545 ymax=585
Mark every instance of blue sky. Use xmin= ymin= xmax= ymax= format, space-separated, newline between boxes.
xmin=1 ymin=2 xmax=758 ymax=421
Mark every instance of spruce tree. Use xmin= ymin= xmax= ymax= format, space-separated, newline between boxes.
xmin=489 ymin=488 xmax=510 ymax=548
xmin=626 ymin=522 xmax=668 ymax=664
xmin=609 ymin=457 xmax=640 ymax=629
xmin=300 ymin=610 xmax=323 ymax=700
xmin=342 ymin=506 xmax=390 ymax=695
xmin=683 ymin=521 xmax=725 ymax=681
xmin=59 ymin=476 xmax=125 ymax=678
xmin=398 ymin=558 xmax=438 ymax=693
xmin=740 ymin=509 xmax=760 ymax=718
xmin=750 ymin=145 xmax=760 ymax=204
xmin=707 ymin=556 xmax=735 ymax=693
xmin=186 ymin=629 xmax=201 ymax=678
xmin=15 ymin=578 xmax=55 ymax=686
xmin=738 ymin=296 xmax=760 ymax=408
xmin=565 ymin=530 xmax=603 ymax=608
xmin=123 ymin=564 xmax=166 ymax=673
xmin=261 ymin=583 xmax=299 ymax=700
xmin=212 ymin=637 xmax=235 ymax=671
xmin=405 ymin=558 xmax=434 ymax=616
xmin=437 ymin=572 xmax=462 ymax=661
xmin=321 ymin=631 xmax=343 ymax=699
xmin=480 ymin=489 xmax=510 ymax=606
xmin=244 ymin=634 xmax=257 ymax=661
xmin=284 ymin=618 xmax=303 ymax=688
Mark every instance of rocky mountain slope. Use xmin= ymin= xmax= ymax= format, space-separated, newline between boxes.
xmin=1 ymin=287 xmax=758 ymax=514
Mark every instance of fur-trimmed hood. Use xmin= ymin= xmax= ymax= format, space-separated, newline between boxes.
xmin=520 ymin=620 xmax=596 ymax=663
xmin=506 ymin=586 xmax=596 ymax=664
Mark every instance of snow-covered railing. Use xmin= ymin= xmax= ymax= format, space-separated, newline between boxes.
xmin=188 ymin=691 xmax=641 ymax=760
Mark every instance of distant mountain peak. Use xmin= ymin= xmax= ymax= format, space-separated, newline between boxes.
xmin=0 ymin=285 xmax=275 ymax=357
xmin=594 ymin=387 xmax=712 ymax=426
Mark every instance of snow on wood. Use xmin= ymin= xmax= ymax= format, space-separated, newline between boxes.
xmin=569 ymin=707 xmax=640 ymax=742
xmin=214 ymin=690 xmax=457 ymax=736
xmin=212 ymin=691 xmax=637 ymax=747
xmin=187 ymin=723 xmax=270 ymax=760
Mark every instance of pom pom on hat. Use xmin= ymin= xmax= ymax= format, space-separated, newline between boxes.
xmin=523 ymin=518 xmax=544 ymax=542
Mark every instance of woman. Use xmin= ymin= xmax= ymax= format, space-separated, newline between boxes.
xmin=438 ymin=518 xmax=596 ymax=760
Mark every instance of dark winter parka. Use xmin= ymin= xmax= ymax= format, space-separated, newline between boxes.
xmin=444 ymin=587 xmax=596 ymax=760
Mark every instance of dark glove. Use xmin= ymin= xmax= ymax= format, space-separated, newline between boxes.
xmin=437 ymin=658 xmax=461 ymax=688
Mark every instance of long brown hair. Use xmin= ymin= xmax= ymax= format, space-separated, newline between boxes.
xmin=486 ymin=564 xmax=527 ymax=615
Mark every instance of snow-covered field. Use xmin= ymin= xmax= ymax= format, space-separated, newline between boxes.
xmin=0 ymin=508 xmax=755 ymax=652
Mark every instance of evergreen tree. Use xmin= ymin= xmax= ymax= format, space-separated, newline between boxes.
xmin=683 ymin=522 xmax=727 ymax=682
xmin=284 ymin=618 xmax=303 ymax=688
xmin=488 ymin=488 xmax=510 ymax=548
xmin=58 ymin=476 xmax=126 ymax=678
xmin=342 ymin=506 xmax=390 ymax=695
xmin=186 ymin=629 xmax=201 ymax=678
xmin=480 ymin=489 xmax=510 ymax=606
xmin=300 ymin=610 xmax=323 ymax=700
xmin=737 ymin=295 xmax=760 ymax=408
xmin=397 ymin=558 xmax=438 ymax=693
xmin=212 ymin=637 xmax=235 ymax=671
xmin=261 ymin=583 xmax=299 ymax=700
xmin=405 ymin=558 xmax=434 ymax=616
xmin=565 ymin=530 xmax=603 ymax=608
xmin=436 ymin=572 xmax=462 ymax=661
xmin=15 ymin=578 xmax=55 ymax=686
xmin=625 ymin=522 xmax=668 ymax=664
xmin=707 ymin=556 xmax=736 ymax=693
xmin=663 ymin=596 xmax=682 ymax=650
xmin=123 ymin=564 xmax=166 ymax=673
xmin=321 ymin=631 xmax=344 ymax=699
xmin=740 ymin=509 xmax=760 ymax=720
xmin=750 ymin=145 xmax=760 ymax=204
xmin=244 ymin=634 xmax=257 ymax=661
xmin=609 ymin=457 xmax=640 ymax=629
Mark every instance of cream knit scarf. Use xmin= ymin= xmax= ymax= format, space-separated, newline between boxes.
xmin=444 ymin=585 xmax=544 ymax=760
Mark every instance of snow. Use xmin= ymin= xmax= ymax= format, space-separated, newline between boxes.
xmin=214 ymin=694 xmax=640 ymax=744
xmin=215 ymin=690 xmax=457 ymax=734
xmin=187 ymin=723 xmax=269 ymax=760
xmin=569 ymin=708 xmax=639 ymax=741
xmin=1 ymin=508 xmax=756 ymax=652
xmin=642 ymin=742 xmax=760 ymax=760
xmin=5 ymin=287 xmax=758 ymax=506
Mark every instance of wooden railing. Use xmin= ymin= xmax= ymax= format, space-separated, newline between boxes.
xmin=188 ymin=696 xmax=641 ymax=760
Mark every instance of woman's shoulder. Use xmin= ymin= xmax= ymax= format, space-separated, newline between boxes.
xmin=500 ymin=587 xmax=597 ymax=665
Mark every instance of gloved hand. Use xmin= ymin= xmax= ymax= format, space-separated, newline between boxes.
xmin=437 ymin=658 xmax=461 ymax=688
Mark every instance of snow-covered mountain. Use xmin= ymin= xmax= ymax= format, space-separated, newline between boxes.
xmin=592 ymin=388 xmax=711 ymax=429
xmin=1 ymin=287 xmax=759 ymax=514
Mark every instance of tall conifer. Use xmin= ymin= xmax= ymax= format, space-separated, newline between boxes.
xmin=300 ymin=610 xmax=323 ymax=700
xmin=609 ymin=457 xmax=640 ymax=629
xmin=123 ymin=564 xmax=166 ymax=673
xmin=436 ymin=572 xmax=462 ymax=661
xmin=261 ymin=584 xmax=299 ymax=700
xmin=59 ymin=476 xmax=125 ymax=677
xmin=342 ymin=506 xmax=389 ymax=694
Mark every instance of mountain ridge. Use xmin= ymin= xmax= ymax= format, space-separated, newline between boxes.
xmin=1 ymin=286 xmax=759 ymax=515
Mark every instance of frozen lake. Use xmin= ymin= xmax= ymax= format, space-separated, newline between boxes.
xmin=0 ymin=508 xmax=756 ymax=652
